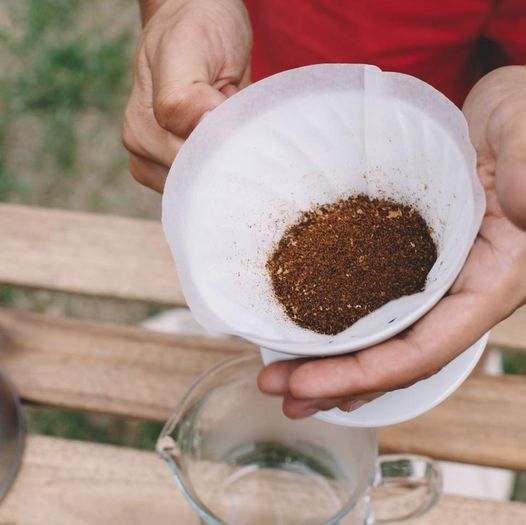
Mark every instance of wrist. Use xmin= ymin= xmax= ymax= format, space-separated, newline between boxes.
xmin=491 ymin=256 xmax=526 ymax=319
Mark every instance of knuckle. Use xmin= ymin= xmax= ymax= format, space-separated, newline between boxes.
xmin=121 ymin=123 xmax=136 ymax=154
xmin=348 ymin=355 xmax=381 ymax=394
xmin=358 ymin=367 xmax=397 ymax=395
xmin=362 ymin=375 xmax=386 ymax=394
xmin=128 ymin=157 xmax=148 ymax=186
xmin=121 ymin=112 xmax=141 ymax=155
xmin=153 ymin=89 xmax=187 ymax=129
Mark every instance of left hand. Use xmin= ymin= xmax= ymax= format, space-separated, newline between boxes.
xmin=257 ymin=65 xmax=526 ymax=419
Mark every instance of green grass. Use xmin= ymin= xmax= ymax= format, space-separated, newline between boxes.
xmin=0 ymin=0 xmax=131 ymax=200
xmin=26 ymin=406 xmax=164 ymax=451
xmin=503 ymin=350 xmax=526 ymax=502
xmin=512 ymin=473 xmax=526 ymax=502
xmin=0 ymin=0 xmax=162 ymax=452
xmin=0 ymin=285 xmax=18 ymax=305
xmin=503 ymin=352 xmax=526 ymax=375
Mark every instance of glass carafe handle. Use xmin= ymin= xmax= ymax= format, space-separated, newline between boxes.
xmin=370 ymin=455 xmax=442 ymax=523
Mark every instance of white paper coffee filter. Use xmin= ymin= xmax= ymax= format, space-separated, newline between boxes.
xmin=163 ymin=64 xmax=485 ymax=356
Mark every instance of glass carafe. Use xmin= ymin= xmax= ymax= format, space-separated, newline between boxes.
xmin=157 ymin=353 xmax=441 ymax=524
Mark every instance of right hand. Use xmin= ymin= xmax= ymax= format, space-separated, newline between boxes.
xmin=122 ymin=0 xmax=252 ymax=192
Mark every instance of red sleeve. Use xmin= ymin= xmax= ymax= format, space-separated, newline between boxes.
xmin=484 ymin=0 xmax=526 ymax=66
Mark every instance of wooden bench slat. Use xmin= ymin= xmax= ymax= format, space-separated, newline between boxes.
xmin=1 ymin=308 xmax=526 ymax=470
xmin=0 ymin=435 xmax=524 ymax=525
xmin=0 ymin=435 xmax=197 ymax=525
xmin=0 ymin=203 xmax=183 ymax=305
xmin=0 ymin=307 xmax=252 ymax=422
xmin=1 ymin=204 xmax=525 ymax=353
xmin=489 ymin=306 xmax=526 ymax=354
xmin=380 ymin=374 xmax=526 ymax=470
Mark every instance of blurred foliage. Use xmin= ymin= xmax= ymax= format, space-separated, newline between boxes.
xmin=26 ymin=406 xmax=164 ymax=451
xmin=0 ymin=106 xmax=27 ymax=200
xmin=0 ymin=0 xmax=159 ymax=453
xmin=512 ymin=473 xmax=526 ymax=502
xmin=0 ymin=0 xmax=131 ymax=200
xmin=0 ymin=285 xmax=18 ymax=304
xmin=502 ymin=352 xmax=526 ymax=375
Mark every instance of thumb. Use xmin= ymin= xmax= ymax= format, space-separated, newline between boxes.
xmin=153 ymin=82 xmax=225 ymax=138
xmin=150 ymin=41 xmax=227 ymax=138
xmin=495 ymin=109 xmax=526 ymax=230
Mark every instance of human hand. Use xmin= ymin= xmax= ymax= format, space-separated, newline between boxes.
xmin=122 ymin=0 xmax=251 ymax=192
xmin=258 ymin=65 xmax=526 ymax=419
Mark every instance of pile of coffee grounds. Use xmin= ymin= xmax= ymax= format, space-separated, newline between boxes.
xmin=267 ymin=194 xmax=437 ymax=335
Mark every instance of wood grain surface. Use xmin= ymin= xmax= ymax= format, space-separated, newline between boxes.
xmin=489 ymin=306 xmax=526 ymax=354
xmin=1 ymin=203 xmax=525 ymax=523
xmin=1 ymin=203 xmax=524 ymax=355
xmin=1 ymin=308 xmax=525 ymax=470
xmin=380 ymin=374 xmax=526 ymax=470
xmin=0 ymin=308 xmax=252 ymax=421
xmin=0 ymin=435 xmax=524 ymax=525
xmin=0 ymin=203 xmax=183 ymax=305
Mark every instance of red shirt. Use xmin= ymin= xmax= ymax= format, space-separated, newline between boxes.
xmin=244 ymin=0 xmax=526 ymax=106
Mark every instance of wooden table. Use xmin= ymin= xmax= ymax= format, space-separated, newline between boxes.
xmin=0 ymin=203 xmax=525 ymax=524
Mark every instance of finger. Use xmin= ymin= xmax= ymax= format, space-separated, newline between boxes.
xmin=337 ymin=392 xmax=385 ymax=412
xmin=494 ymin=108 xmax=526 ymax=230
xmin=150 ymin=40 xmax=227 ymax=138
xmin=282 ymin=391 xmax=385 ymax=419
xmin=257 ymin=359 xmax=307 ymax=395
xmin=220 ymin=84 xmax=239 ymax=98
xmin=282 ymin=394 xmax=349 ymax=419
xmin=216 ymin=65 xmax=251 ymax=98
xmin=128 ymin=153 xmax=168 ymax=193
xmin=123 ymin=81 xmax=183 ymax=168
xmin=287 ymin=290 xmax=498 ymax=400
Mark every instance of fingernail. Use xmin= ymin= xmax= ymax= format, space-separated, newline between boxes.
xmin=340 ymin=400 xmax=367 ymax=412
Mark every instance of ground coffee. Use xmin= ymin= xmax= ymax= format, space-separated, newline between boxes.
xmin=267 ymin=194 xmax=437 ymax=335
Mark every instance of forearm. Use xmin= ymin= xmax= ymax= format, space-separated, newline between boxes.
xmin=138 ymin=0 xmax=176 ymax=25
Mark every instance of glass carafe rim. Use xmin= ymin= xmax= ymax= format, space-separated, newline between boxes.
xmin=157 ymin=352 xmax=379 ymax=525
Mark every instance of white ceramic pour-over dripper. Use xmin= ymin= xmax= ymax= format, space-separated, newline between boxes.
xmin=162 ymin=64 xmax=487 ymax=427
xmin=260 ymin=335 xmax=488 ymax=427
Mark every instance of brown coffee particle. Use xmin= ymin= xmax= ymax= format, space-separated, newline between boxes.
xmin=266 ymin=194 xmax=437 ymax=335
